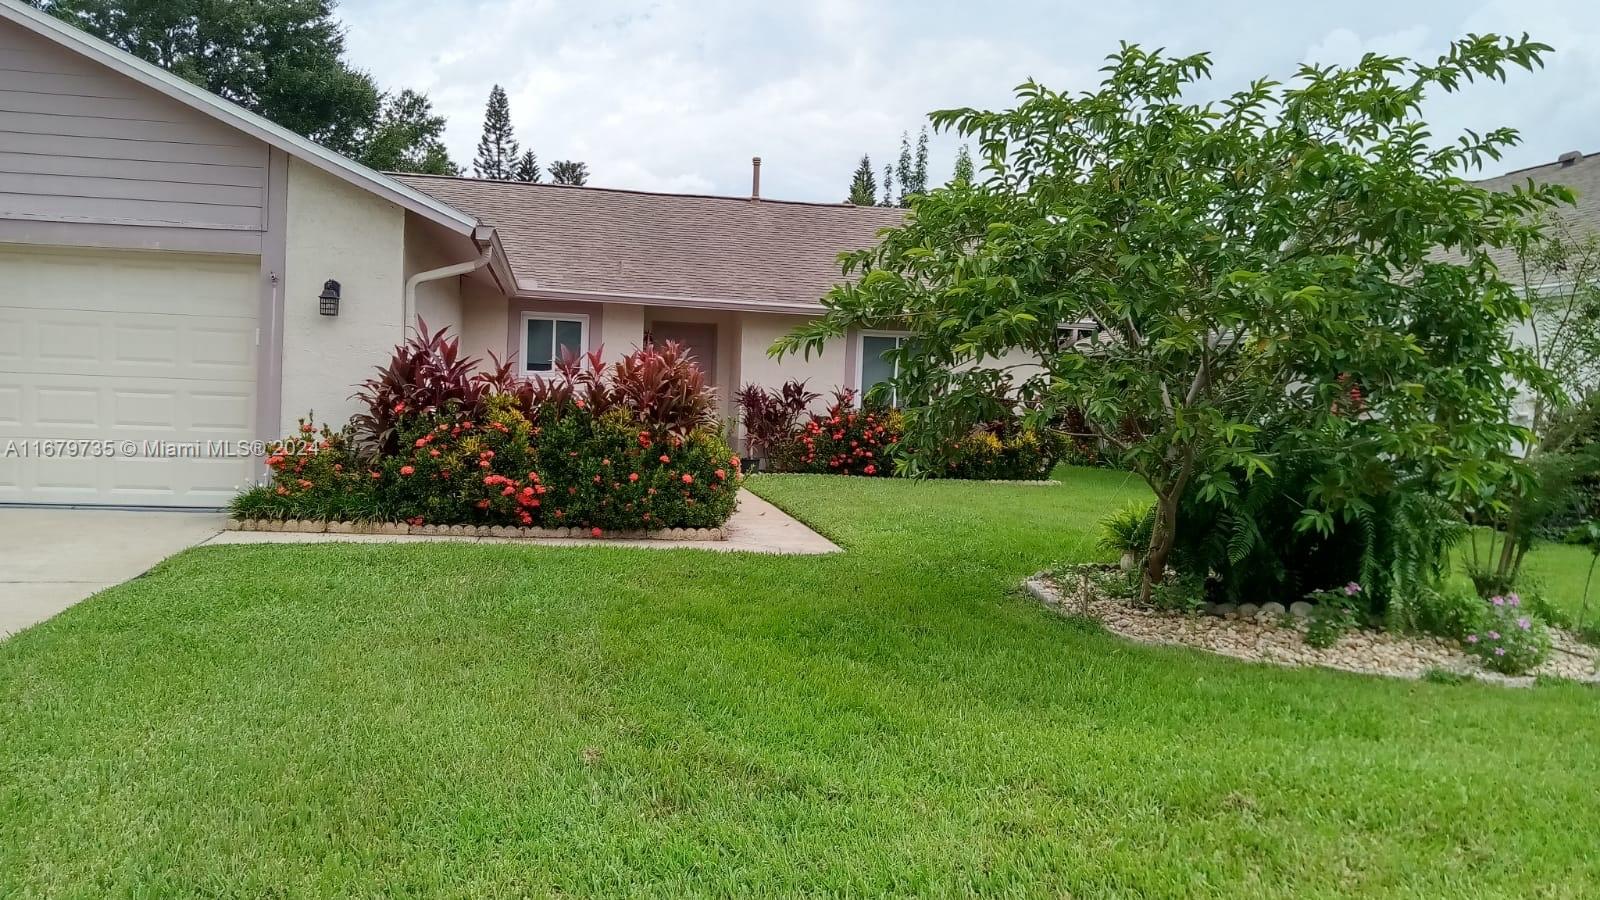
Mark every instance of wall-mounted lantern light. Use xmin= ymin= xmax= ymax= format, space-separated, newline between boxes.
xmin=318 ymin=279 xmax=341 ymax=316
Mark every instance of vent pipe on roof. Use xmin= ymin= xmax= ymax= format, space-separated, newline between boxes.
xmin=1559 ymin=150 xmax=1583 ymax=167
xmin=751 ymin=156 xmax=761 ymax=200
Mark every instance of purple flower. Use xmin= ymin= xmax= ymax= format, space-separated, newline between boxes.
xmin=1494 ymin=647 xmax=1506 ymax=656
xmin=1466 ymin=634 xmax=1479 ymax=644
xmin=1488 ymin=631 xmax=1501 ymax=641
xmin=1507 ymin=593 xmax=1521 ymax=607
xmin=1344 ymin=582 xmax=1362 ymax=596
xmin=1517 ymin=617 xmax=1531 ymax=630
xmin=1491 ymin=596 xmax=1505 ymax=607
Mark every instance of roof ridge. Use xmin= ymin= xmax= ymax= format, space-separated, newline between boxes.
xmin=389 ymin=171 xmax=905 ymax=214
xmin=1479 ymin=151 xmax=1596 ymax=182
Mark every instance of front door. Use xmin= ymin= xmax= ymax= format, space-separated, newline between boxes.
xmin=648 ymin=322 xmax=717 ymax=384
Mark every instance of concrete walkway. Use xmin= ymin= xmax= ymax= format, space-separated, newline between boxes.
xmin=205 ymin=490 xmax=841 ymax=554
xmin=0 ymin=508 xmax=227 ymax=638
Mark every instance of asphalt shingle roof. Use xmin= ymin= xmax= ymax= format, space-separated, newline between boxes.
xmin=393 ymin=174 xmax=906 ymax=308
xmin=1469 ymin=151 xmax=1600 ymax=277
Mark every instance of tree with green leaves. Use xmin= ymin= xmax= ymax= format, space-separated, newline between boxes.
xmin=879 ymin=164 xmax=895 ymax=208
xmin=894 ymin=131 xmax=914 ymax=206
xmin=1471 ymin=215 xmax=1600 ymax=590
xmin=513 ymin=150 xmax=542 ymax=183
xmin=548 ymin=160 xmax=589 ymax=186
xmin=776 ymin=38 xmax=1566 ymax=602
xmin=473 ymin=85 xmax=519 ymax=180
xmin=358 ymin=89 xmax=457 ymax=175
xmin=912 ymin=127 xmax=930 ymax=196
xmin=31 ymin=0 xmax=401 ymax=158
xmin=950 ymin=144 xmax=974 ymax=186
xmin=847 ymin=154 xmax=877 ymax=205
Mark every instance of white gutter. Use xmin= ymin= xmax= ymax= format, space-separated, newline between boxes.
xmin=405 ymin=243 xmax=494 ymax=332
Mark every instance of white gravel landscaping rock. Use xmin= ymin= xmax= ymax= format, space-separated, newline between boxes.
xmin=1024 ymin=572 xmax=1600 ymax=686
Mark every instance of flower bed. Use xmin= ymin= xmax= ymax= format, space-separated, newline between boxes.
xmin=231 ymin=321 xmax=741 ymax=534
xmin=1026 ymin=568 xmax=1599 ymax=685
xmin=766 ymin=389 xmax=900 ymax=476
xmin=747 ymin=384 xmax=1064 ymax=479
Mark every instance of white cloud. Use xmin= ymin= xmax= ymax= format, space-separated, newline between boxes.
xmin=336 ymin=0 xmax=1600 ymax=200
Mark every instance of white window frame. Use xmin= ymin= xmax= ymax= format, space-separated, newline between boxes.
xmin=520 ymin=311 xmax=589 ymax=375
xmin=856 ymin=330 xmax=910 ymax=407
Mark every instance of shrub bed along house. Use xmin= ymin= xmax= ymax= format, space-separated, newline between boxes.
xmin=232 ymin=321 xmax=741 ymax=533
xmin=741 ymin=382 xmax=1064 ymax=479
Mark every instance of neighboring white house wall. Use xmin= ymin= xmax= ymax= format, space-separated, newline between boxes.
xmin=280 ymin=158 xmax=405 ymax=431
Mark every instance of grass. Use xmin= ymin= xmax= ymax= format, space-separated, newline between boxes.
xmin=2 ymin=468 xmax=1598 ymax=896
xmin=1455 ymin=533 xmax=1600 ymax=628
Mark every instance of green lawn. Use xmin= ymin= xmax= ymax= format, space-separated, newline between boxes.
xmin=1455 ymin=533 xmax=1600 ymax=627
xmin=2 ymin=470 xmax=1598 ymax=896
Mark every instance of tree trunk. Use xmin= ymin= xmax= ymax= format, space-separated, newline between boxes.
xmin=1496 ymin=498 xmax=1521 ymax=581
xmin=1139 ymin=489 xmax=1181 ymax=604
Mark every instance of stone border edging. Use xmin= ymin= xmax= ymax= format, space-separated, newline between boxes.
xmin=227 ymin=519 xmax=729 ymax=541
xmin=1022 ymin=573 xmax=1600 ymax=688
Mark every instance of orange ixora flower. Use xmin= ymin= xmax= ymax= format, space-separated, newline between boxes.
xmin=399 ymin=465 xmax=415 ymax=476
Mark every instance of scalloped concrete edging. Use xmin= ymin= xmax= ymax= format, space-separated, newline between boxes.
xmin=1023 ymin=572 xmax=1600 ymax=688
xmin=224 ymin=519 xmax=728 ymax=541
xmin=205 ymin=491 xmax=840 ymax=555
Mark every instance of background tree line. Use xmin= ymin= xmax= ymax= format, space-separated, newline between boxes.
xmin=848 ymin=127 xmax=974 ymax=207
xmin=30 ymin=0 xmax=589 ymax=185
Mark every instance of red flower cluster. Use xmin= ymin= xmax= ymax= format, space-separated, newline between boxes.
xmin=776 ymin=393 xmax=900 ymax=477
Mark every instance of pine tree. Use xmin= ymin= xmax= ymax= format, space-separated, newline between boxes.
xmin=879 ymin=164 xmax=895 ymax=207
xmin=549 ymin=160 xmax=589 ymax=186
xmin=513 ymin=150 xmax=541 ymax=183
xmin=847 ymin=154 xmax=876 ymax=205
xmin=950 ymin=144 xmax=974 ymax=186
xmin=895 ymin=131 xmax=913 ymax=206
xmin=472 ymin=84 xmax=519 ymax=180
xmin=911 ymin=126 xmax=929 ymax=196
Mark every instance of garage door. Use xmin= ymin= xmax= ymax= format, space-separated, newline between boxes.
xmin=0 ymin=245 xmax=258 ymax=507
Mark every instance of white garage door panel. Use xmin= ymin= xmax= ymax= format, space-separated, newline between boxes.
xmin=0 ymin=245 xmax=259 ymax=507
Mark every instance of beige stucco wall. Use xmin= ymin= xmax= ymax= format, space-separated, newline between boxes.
xmin=739 ymin=312 xmax=845 ymax=411
xmin=600 ymin=303 xmax=646 ymax=360
xmin=280 ymin=158 xmax=405 ymax=431
xmin=403 ymin=216 xmax=465 ymax=334
xmin=459 ymin=279 xmax=510 ymax=365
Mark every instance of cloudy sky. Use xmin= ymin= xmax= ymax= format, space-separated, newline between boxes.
xmin=336 ymin=0 xmax=1600 ymax=203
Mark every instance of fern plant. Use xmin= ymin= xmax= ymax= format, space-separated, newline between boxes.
xmin=1097 ymin=503 xmax=1155 ymax=569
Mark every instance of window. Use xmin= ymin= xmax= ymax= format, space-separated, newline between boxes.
xmin=858 ymin=332 xmax=908 ymax=406
xmin=521 ymin=313 xmax=588 ymax=373
xmin=1055 ymin=322 xmax=1101 ymax=351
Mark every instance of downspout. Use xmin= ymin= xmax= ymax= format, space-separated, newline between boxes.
xmin=404 ymin=241 xmax=493 ymax=333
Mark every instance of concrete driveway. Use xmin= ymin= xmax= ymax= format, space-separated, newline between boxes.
xmin=0 ymin=508 xmax=225 ymax=638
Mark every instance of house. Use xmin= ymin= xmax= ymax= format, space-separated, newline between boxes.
xmin=0 ymin=0 xmax=910 ymax=508
xmin=1467 ymin=150 xmax=1600 ymax=430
